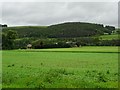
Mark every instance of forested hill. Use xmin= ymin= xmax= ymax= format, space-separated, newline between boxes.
xmin=2 ymin=22 xmax=115 ymax=38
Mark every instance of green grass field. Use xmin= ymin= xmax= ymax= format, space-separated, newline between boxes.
xmin=99 ymin=34 xmax=119 ymax=40
xmin=2 ymin=46 xmax=119 ymax=88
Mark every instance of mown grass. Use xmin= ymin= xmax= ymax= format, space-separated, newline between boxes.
xmin=2 ymin=46 xmax=118 ymax=88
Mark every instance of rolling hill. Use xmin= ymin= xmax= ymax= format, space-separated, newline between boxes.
xmin=2 ymin=22 xmax=114 ymax=38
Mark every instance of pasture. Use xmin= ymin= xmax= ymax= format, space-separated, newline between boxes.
xmin=2 ymin=46 xmax=119 ymax=88
xmin=99 ymin=34 xmax=119 ymax=40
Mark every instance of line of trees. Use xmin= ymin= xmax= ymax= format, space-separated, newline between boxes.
xmin=0 ymin=24 xmax=7 ymax=27
xmin=2 ymin=30 xmax=119 ymax=50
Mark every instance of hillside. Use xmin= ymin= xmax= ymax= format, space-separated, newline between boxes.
xmin=2 ymin=22 xmax=114 ymax=38
xmin=2 ymin=26 xmax=47 ymax=38
xmin=99 ymin=34 xmax=119 ymax=40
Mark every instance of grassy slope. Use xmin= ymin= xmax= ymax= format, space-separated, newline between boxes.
xmin=99 ymin=34 xmax=119 ymax=40
xmin=2 ymin=46 xmax=118 ymax=88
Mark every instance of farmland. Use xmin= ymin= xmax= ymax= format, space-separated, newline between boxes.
xmin=2 ymin=46 xmax=118 ymax=88
xmin=99 ymin=34 xmax=119 ymax=40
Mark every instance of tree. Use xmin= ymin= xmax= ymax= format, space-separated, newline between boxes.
xmin=2 ymin=30 xmax=18 ymax=49
xmin=2 ymin=24 xmax=7 ymax=27
xmin=6 ymin=30 xmax=18 ymax=39
xmin=105 ymin=26 xmax=115 ymax=35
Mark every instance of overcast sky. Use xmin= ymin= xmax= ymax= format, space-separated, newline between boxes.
xmin=1 ymin=2 xmax=118 ymax=27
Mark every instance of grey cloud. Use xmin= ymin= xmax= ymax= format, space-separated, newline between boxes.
xmin=1 ymin=2 xmax=118 ymax=27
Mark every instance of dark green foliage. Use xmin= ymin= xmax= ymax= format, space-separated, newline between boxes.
xmin=3 ymin=26 xmax=47 ymax=38
xmin=99 ymin=39 xmax=120 ymax=46
xmin=14 ymin=38 xmax=36 ymax=49
xmin=105 ymin=25 xmax=115 ymax=34
xmin=47 ymin=22 xmax=105 ymax=38
xmin=0 ymin=24 xmax=7 ymax=27
xmin=7 ymin=36 xmax=120 ymax=50
xmin=2 ymin=22 xmax=109 ymax=38
xmin=116 ymin=29 xmax=120 ymax=34
xmin=75 ymin=37 xmax=100 ymax=46
xmin=2 ymin=30 xmax=18 ymax=50
xmin=32 ymin=39 xmax=71 ymax=49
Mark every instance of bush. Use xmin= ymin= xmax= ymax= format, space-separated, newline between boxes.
xmin=32 ymin=39 xmax=71 ymax=49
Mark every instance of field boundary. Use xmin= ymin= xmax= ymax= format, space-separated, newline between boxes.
xmin=20 ymin=50 xmax=119 ymax=53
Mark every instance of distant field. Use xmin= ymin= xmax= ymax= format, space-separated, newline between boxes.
xmin=23 ymin=46 xmax=119 ymax=53
xmin=2 ymin=46 xmax=118 ymax=88
xmin=99 ymin=34 xmax=119 ymax=40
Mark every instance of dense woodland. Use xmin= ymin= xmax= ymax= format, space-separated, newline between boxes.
xmin=2 ymin=22 xmax=115 ymax=38
xmin=1 ymin=22 xmax=120 ymax=49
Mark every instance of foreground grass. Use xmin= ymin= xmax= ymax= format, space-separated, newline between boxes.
xmin=2 ymin=46 xmax=118 ymax=88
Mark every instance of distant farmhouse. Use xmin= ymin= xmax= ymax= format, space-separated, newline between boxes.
xmin=27 ymin=44 xmax=32 ymax=49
